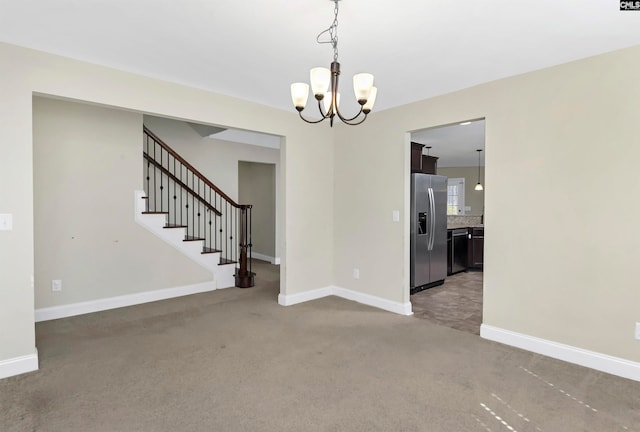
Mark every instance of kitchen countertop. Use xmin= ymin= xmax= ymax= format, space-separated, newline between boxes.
xmin=447 ymin=224 xmax=484 ymax=230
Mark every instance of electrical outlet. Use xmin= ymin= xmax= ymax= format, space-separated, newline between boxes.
xmin=51 ymin=279 xmax=62 ymax=292
xmin=353 ymin=268 xmax=360 ymax=280
xmin=392 ymin=210 xmax=400 ymax=222
xmin=635 ymin=322 xmax=640 ymax=341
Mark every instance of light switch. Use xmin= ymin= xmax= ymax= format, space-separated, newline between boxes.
xmin=392 ymin=210 xmax=400 ymax=222
xmin=51 ymin=280 xmax=62 ymax=292
xmin=0 ymin=213 xmax=13 ymax=231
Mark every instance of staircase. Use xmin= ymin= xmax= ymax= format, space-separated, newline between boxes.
xmin=135 ymin=126 xmax=255 ymax=289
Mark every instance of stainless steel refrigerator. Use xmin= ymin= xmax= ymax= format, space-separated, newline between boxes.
xmin=410 ymin=173 xmax=448 ymax=293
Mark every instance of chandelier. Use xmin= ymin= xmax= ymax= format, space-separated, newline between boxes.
xmin=290 ymin=0 xmax=377 ymax=127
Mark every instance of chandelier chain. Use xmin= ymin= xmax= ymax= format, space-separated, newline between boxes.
xmin=317 ymin=0 xmax=340 ymax=62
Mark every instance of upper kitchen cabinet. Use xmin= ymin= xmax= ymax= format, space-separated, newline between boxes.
xmin=411 ymin=142 xmax=438 ymax=174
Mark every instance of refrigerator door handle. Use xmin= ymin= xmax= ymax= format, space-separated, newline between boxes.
xmin=428 ymin=187 xmax=435 ymax=251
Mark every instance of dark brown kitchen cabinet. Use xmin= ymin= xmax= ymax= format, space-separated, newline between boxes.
xmin=421 ymin=155 xmax=438 ymax=174
xmin=411 ymin=142 xmax=439 ymax=174
xmin=467 ymin=227 xmax=484 ymax=269
xmin=411 ymin=142 xmax=424 ymax=173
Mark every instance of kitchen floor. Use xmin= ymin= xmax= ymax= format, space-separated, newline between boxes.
xmin=410 ymin=270 xmax=483 ymax=335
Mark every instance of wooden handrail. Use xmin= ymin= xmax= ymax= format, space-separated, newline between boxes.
xmin=143 ymin=126 xmax=244 ymax=209
xmin=143 ymin=154 xmax=222 ymax=217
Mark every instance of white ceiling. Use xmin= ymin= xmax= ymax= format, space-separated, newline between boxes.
xmin=0 ymin=0 xmax=640 ymax=113
xmin=412 ymin=120 xmax=485 ymax=168
xmin=1 ymin=0 xmax=640 ymax=118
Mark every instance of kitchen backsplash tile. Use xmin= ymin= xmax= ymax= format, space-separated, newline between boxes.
xmin=447 ymin=215 xmax=483 ymax=227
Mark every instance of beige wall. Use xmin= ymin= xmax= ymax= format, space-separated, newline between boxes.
xmin=33 ymin=97 xmax=213 ymax=309
xmin=3 ymin=39 xmax=639 ymax=374
xmin=437 ymin=166 xmax=485 ymax=216
xmin=238 ymin=162 xmax=276 ymax=258
xmin=334 ymin=45 xmax=640 ymax=362
xmin=0 ymin=42 xmax=333 ymax=364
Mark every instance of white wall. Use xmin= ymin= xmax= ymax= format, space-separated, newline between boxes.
xmin=0 ymin=42 xmax=333 ymax=373
xmin=142 ymin=115 xmax=282 ymax=260
xmin=33 ymin=97 xmax=213 ymax=309
xmin=334 ymin=45 xmax=640 ymax=364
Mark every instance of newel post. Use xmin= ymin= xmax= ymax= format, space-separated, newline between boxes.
xmin=235 ymin=205 xmax=255 ymax=288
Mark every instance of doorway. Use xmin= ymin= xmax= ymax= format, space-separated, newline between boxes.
xmin=238 ymin=161 xmax=278 ymax=264
xmin=408 ymin=119 xmax=485 ymax=335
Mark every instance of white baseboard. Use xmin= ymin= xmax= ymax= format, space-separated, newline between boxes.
xmin=332 ymin=286 xmax=413 ymax=315
xmin=0 ymin=351 xmax=38 ymax=380
xmin=278 ymin=287 xmax=333 ymax=306
xmin=35 ymin=281 xmax=217 ymax=322
xmin=278 ymin=285 xmax=413 ymax=316
xmin=251 ymin=252 xmax=280 ymax=265
xmin=481 ymin=324 xmax=640 ymax=382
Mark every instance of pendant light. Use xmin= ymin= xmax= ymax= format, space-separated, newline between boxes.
xmin=474 ymin=149 xmax=484 ymax=191
xmin=290 ymin=0 xmax=377 ymax=127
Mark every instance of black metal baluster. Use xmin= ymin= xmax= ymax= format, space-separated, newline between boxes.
xmin=185 ymin=167 xmax=189 ymax=238
xmin=192 ymin=172 xmax=195 ymax=238
xmin=145 ymin=136 xmax=150 ymax=208
xmin=225 ymin=202 xmax=229 ymax=262
xmin=215 ymin=193 xmax=219 ymax=252
xmin=156 ymin=147 xmax=164 ymax=211
xmin=172 ymin=157 xmax=176 ymax=225
xmin=207 ymin=187 xmax=212 ymax=250
xmin=207 ymin=208 xmax=211 ymax=251
xmin=180 ymin=164 xmax=183 ymax=227
xmin=196 ymin=179 xmax=201 ymax=241
xmin=235 ymin=206 xmax=238 ymax=266
xmin=249 ymin=207 xmax=252 ymax=275
xmin=166 ymin=154 xmax=171 ymax=221
xmin=152 ymin=140 xmax=157 ymax=211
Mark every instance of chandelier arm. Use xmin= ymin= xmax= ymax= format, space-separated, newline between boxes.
xmin=337 ymin=112 xmax=368 ymax=126
xmin=335 ymin=105 xmax=365 ymax=123
xmin=297 ymin=111 xmax=329 ymax=124
xmin=316 ymin=98 xmax=332 ymax=119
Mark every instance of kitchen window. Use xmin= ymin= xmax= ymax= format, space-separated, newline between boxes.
xmin=447 ymin=178 xmax=465 ymax=215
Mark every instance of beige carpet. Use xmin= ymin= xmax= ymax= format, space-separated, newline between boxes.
xmin=1 ymin=261 xmax=638 ymax=431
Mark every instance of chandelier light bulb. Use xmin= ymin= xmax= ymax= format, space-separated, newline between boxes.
xmin=310 ymin=67 xmax=331 ymax=98
xmin=363 ymin=86 xmax=377 ymax=113
xmin=323 ymin=91 xmax=340 ymax=113
xmin=353 ymin=73 xmax=374 ymax=104
xmin=290 ymin=83 xmax=310 ymax=110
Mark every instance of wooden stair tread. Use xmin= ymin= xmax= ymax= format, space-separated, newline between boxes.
xmin=142 ymin=211 xmax=168 ymax=215
xmin=219 ymin=258 xmax=237 ymax=265
xmin=164 ymin=224 xmax=187 ymax=229
xmin=184 ymin=235 xmax=205 ymax=242
xmin=202 ymin=247 xmax=221 ymax=254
